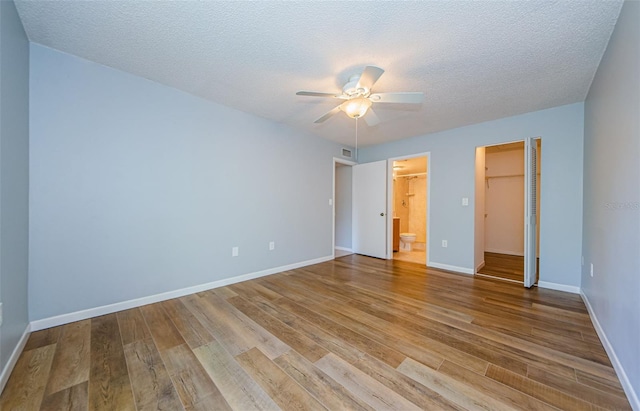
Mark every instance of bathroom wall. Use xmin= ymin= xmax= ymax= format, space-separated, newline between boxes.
xmin=393 ymin=177 xmax=410 ymax=233
xmin=393 ymin=175 xmax=427 ymax=248
xmin=408 ymin=176 xmax=427 ymax=245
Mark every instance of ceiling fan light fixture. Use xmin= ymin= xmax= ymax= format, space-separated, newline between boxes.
xmin=298 ymin=66 xmax=423 ymax=124
xmin=341 ymin=97 xmax=372 ymax=119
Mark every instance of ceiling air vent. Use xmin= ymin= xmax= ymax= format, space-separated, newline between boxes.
xmin=342 ymin=148 xmax=352 ymax=158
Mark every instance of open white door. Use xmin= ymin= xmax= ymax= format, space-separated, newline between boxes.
xmin=353 ymin=160 xmax=387 ymax=259
xmin=524 ymin=138 xmax=538 ymax=288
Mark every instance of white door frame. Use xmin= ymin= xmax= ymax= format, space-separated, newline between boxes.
xmin=387 ymin=152 xmax=431 ymax=264
xmin=332 ymin=157 xmax=357 ymax=258
xmin=474 ymin=138 xmax=540 ymax=287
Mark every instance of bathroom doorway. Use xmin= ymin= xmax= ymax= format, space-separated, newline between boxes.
xmin=389 ymin=155 xmax=429 ymax=265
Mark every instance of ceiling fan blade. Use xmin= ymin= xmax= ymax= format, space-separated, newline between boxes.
xmin=314 ymin=105 xmax=342 ymax=123
xmin=356 ymin=66 xmax=385 ymax=90
xmin=296 ymin=91 xmax=343 ymax=98
xmin=369 ymin=92 xmax=424 ymax=104
xmin=364 ymin=108 xmax=380 ymax=127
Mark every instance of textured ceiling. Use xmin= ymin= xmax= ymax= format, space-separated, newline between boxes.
xmin=15 ymin=1 xmax=622 ymax=147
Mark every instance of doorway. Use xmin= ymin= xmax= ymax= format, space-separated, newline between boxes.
xmin=474 ymin=140 xmax=541 ymax=285
xmin=389 ymin=155 xmax=429 ymax=265
xmin=333 ymin=158 xmax=356 ymax=258
xmin=348 ymin=154 xmax=430 ymax=263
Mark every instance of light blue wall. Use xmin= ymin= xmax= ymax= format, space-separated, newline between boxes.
xmin=360 ymin=103 xmax=584 ymax=287
xmin=583 ymin=0 xmax=639 ymax=404
xmin=29 ymin=44 xmax=346 ymax=321
xmin=0 ymin=0 xmax=30 ymax=372
xmin=335 ymin=165 xmax=352 ymax=249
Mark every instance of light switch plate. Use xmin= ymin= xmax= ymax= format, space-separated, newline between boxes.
xmin=462 ymin=197 xmax=469 ymax=206
xmin=232 ymin=247 xmax=239 ymax=257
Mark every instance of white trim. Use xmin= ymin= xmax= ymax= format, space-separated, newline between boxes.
xmin=581 ymin=291 xmax=639 ymax=410
xmin=475 ymin=273 xmax=523 ymax=284
xmin=30 ymin=255 xmax=332 ymax=332
xmin=335 ymin=246 xmax=354 ymax=253
xmin=334 ymin=157 xmax=357 ymax=167
xmin=537 ymin=281 xmax=580 ymax=294
xmin=0 ymin=323 xmax=31 ymax=395
xmin=428 ymin=262 xmax=474 ymax=275
xmin=475 ymin=260 xmax=486 ymax=273
xmin=484 ymin=248 xmax=524 ymax=257
xmin=332 ymin=159 xmax=336 ymax=258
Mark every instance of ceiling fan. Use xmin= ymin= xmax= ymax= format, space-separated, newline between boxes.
xmin=296 ymin=66 xmax=424 ymax=126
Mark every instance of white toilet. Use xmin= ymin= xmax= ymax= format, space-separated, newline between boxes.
xmin=399 ymin=233 xmax=417 ymax=251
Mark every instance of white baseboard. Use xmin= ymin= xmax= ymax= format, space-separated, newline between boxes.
xmin=475 ymin=273 xmax=523 ymax=284
xmin=537 ymin=281 xmax=580 ymax=294
xmin=0 ymin=323 xmax=31 ymax=395
xmin=31 ymin=255 xmax=333 ymax=332
xmin=475 ymin=260 xmax=485 ymax=273
xmin=428 ymin=262 xmax=474 ymax=275
xmin=581 ymin=291 xmax=639 ymax=410
xmin=484 ymin=248 xmax=524 ymax=257
xmin=335 ymin=246 xmax=353 ymax=252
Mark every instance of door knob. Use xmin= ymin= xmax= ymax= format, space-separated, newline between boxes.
xmin=380 ymin=212 xmax=385 ymax=216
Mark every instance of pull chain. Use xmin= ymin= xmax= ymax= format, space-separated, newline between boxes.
xmin=355 ymin=117 xmax=359 ymax=162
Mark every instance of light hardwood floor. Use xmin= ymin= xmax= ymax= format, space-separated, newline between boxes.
xmin=477 ymin=252 xmax=540 ymax=283
xmin=0 ymin=255 xmax=631 ymax=410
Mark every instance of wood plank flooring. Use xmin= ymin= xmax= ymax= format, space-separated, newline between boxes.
xmin=478 ymin=252 xmax=540 ymax=283
xmin=0 ymin=255 xmax=631 ymax=410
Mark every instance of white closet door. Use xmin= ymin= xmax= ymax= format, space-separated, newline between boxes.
xmin=524 ymin=138 xmax=538 ymax=288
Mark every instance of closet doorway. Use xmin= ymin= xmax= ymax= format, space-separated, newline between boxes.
xmin=388 ymin=155 xmax=429 ymax=265
xmin=474 ymin=140 xmax=541 ymax=284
